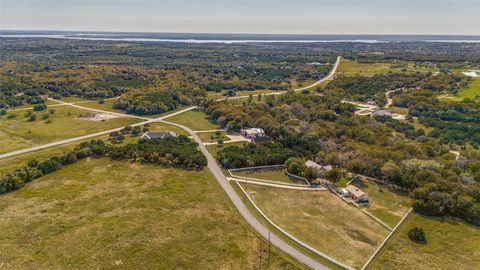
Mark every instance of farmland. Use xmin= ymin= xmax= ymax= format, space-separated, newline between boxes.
xmin=242 ymin=184 xmax=390 ymax=269
xmin=0 ymin=106 xmax=140 ymax=154
xmin=0 ymin=158 xmax=301 ymax=269
xmin=369 ymin=214 xmax=480 ymax=270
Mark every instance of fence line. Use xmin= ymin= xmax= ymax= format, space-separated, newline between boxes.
xmin=235 ymin=180 xmax=355 ymax=270
xmin=228 ymin=164 xmax=284 ymax=172
xmin=229 ymin=175 xmax=311 ymax=188
xmin=360 ymin=208 xmax=413 ymax=270
xmin=284 ymin=170 xmax=311 ymax=185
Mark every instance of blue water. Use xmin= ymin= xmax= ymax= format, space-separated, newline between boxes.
xmin=1 ymin=31 xmax=479 ymax=43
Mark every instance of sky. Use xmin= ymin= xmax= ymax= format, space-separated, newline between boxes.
xmin=1 ymin=0 xmax=479 ymax=35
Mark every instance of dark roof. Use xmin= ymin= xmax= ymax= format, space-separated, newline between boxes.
xmin=141 ymin=131 xmax=177 ymax=140
xmin=252 ymin=134 xmax=272 ymax=143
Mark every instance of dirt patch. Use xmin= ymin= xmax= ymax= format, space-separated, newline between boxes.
xmin=77 ymin=112 xmax=120 ymax=121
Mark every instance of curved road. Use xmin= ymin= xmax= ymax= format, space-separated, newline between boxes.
xmin=0 ymin=57 xmax=342 ymax=269
xmin=159 ymin=57 xmax=342 ymax=270
xmin=162 ymin=119 xmax=331 ymax=270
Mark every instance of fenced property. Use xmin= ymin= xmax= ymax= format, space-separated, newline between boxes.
xmin=229 ymin=165 xmax=310 ymax=185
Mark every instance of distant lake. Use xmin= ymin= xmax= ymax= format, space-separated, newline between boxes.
xmin=1 ymin=31 xmax=480 ymax=44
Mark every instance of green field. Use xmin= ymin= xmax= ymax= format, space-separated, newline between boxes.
xmin=353 ymin=178 xmax=411 ymax=228
xmin=0 ymin=106 xmax=140 ymax=154
xmin=338 ymin=60 xmax=437 ymax=77
xmin=243 ymin=185 xmax=390 ymax=269
xmin=369 ymin=213 xmax=480 ymax=270
xmin=196 ymin=131 xmax=230 ymax=143
xmin=0 ymin=158 xmax=301 ymax=269
xmin=0 ymin=143 xmax=79 ymax=175
xmin=458 ymin=77 xmax=480 ymax=100
xmin=78 ymin=99 xmax=125 ymax=113
xmin=234 ymin=168 xmax=306 ymax=184
xmin=409 ymin=119 xmax=434 ymax=135
xmin=337 ymin=60 xmax=392 ymax=76
xmin=166 ymin=109 xmax=220 ymax=131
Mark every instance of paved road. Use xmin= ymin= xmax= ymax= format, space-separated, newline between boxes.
xmin=161 ymin=119 xmax=331 ymax=270
xmin=0 ymin=106 xmax=197 ymax=160
xmin=0 ymin=58 xmax=342 ymax=269
xmin=215 ymin=56 xmax=341 ymax=102
xmin=47 ymin=98 xmax=150 ymax=120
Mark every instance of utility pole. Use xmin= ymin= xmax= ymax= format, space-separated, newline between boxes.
xmin=267 ymin=231 xmax=271 ymax=268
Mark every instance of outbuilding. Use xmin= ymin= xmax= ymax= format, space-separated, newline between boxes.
xmin=345 ymin=185 xmax=368 ymax=202
xmin=141 ymin=131 xmax=177 ymax=140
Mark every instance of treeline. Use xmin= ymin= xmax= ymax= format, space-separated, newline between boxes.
xmin=209 ymin=92 xmax=480 ymax=225
xmin=0 ymin=137 xmax=206 ymax=195
xmin=113 ymin=89 xmax=205 ymax=115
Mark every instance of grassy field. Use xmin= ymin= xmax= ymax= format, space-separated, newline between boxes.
xmin=243 ymin=185 xmax=390 ymax=269
xmin=338 ymin=60 xmax=437 ymax=77
xmin=196 ymin=131 xmax=230 ymax=143
xmin=78 ymin=99 xmax=125 ymax=113
xmin=233 ymin=168 xmax=306 ymax=184
xmin=369 ymin=213 xmax=480 ymax=270
xmin=353 ymin=178 xmax=411 ymax=228
xmin=0 ymin=158 xmax=302 ymax=269
xmin=385 ymin=106 xmax=409 ymax=115
xmin=0 ymin=143 xmax=79 ymax=175
xmin=337 ymin=60 xmax=392 ymax=76
xmin=458 ymin=77 xmax=480 ymax=100
xmin=148 ymin=122 xmax=189 ymax=136
xmin=166 ymin=109 xmax=220 ymax=131
xmin=0 ymin=106 xmax=140 ymax=154
xmin=206 ymin=141 xmax=248 ymax=159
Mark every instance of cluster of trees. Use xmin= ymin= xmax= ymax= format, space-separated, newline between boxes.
xmin=0 ymin=137 xmax=207 ymax=195
xmin=393 ymin=90 xmax=480 ymax=146
xmin=210 ymin=92 xmax=480 ymax=225
xmin=218 ymin=143 xmax=296 ymax=169
xmin=323 ymin=72 xmax=467 ymax=105
xmin=113 ymin=89 xmax=204 ymax=115
xmin=108 ymin=125 xmax=148 ymax=144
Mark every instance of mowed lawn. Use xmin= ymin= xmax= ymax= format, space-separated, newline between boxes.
xmin=166 ymin=109 xmax=220 ymax=131
xmin=458 ymin=77 xmax=480 ymax=100
xmin=0 ymin=106 xmax=140 ymax=154
xmin=243 ymin=185 xmax=390 ymax=269
xmin=196 ymin=131 xmax=230 ymax=143
xmin=353 ymin=178 xmax=411 ymax=228
xmin=369 ymin=214 xmax=480 ymax=270
xmin=0 ymin=158 xmax=300 ymax=270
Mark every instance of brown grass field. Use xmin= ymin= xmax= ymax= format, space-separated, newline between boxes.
xmin=0 ymin=158 xmax=302 ymax=270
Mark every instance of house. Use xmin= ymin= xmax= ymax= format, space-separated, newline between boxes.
xmin=345 ymin=185 xmax=368 ymax=202
xmin=141 ymin=131 xmax=177 ymax=140
xmin=241 ymin=128 xmax=266 ymax=139
xmin=366 ymin=100 xmax=376 ymax=106
xmin=372 ymin=110 xmax=392 ymax=117
xmin=241 ymin=128 xmax=271 ymax=143
xmin=251 ymin=134 xmax=272 ymax=144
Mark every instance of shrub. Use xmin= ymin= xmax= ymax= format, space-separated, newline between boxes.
xmin=408 ymin=227 xmax=426 ymax=244
xmin=33 ymin=104 xmax=47 ymax=111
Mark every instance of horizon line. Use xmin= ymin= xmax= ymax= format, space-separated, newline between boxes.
xmin=1 ymin=29 xmax=480 ymax=37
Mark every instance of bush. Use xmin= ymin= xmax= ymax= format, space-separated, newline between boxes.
xmin=408 ymin=227 xmax=426 ymax=244
xmin=33 ymin=104 xmax=47 ymax=111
